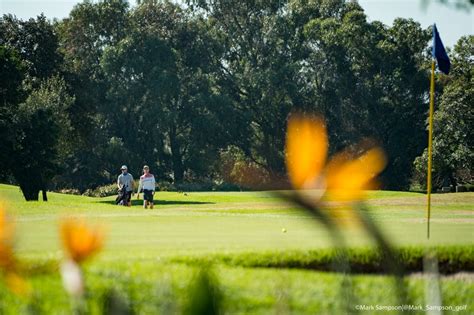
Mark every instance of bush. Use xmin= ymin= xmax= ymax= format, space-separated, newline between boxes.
xmin=212 ymin=182 xmax=243 ymax=191
xmin=83 ymin=184 xmax=119 ymax=197
xmin=173 ymin=181 xmax=245 ymax=192
xmin=57 ymin=188 xmax=81 ymax=195
xmin=85 ymin=180 xmax=182 ymax=196
xmin=175 ymin=181 xmax=214 ymax=192
xmin=83 ymin=180 xmax=244 ymax=195
xmin=83 ymin=180 xmax=140 ymax=197
xmin=218 ymin=146 xmax=271 ymax=189
xmin=156 ymin=181 xmax=176 ymax=192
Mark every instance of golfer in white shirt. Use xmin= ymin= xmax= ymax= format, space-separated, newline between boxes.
xmin=136 ymin=165 xmax=156 ymax=209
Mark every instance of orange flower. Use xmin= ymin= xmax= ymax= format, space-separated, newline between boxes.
xmin=5 ymin=272 xmax=31 ymax=297
xmin=285 ymin=114 xmax=387 ymax=204
xmin=285 ymin=114 xmax=328 ymax=189
xmin=325 ymin=147 xmax=387 ymax=202
xmin=0 ymin=204 xmax=30 ymax=296
xmin=60 ymin=218 xmax=104 ymax=264
xmin=0 ymin=206 xmax=16 ymax=272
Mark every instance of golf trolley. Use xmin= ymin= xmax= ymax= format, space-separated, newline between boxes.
xmin=116 ymin=184 xmax=130 ymax=206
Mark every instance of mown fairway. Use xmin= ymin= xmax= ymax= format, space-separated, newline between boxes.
xmin=2 ymin=184 xmax=472 ymax=259
xmin=0 ymin=184 xmax=473 ymax=314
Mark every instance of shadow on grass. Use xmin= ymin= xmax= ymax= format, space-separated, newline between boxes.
xmin=97 ymin=199 xmax=214 ymax=206
xmin=170 ymin=246 xmax=474 ymax=274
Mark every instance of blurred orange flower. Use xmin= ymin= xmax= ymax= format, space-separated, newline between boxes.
xmin=286 ymin=114 xmax=328 ymax=189
xmin=0 ymin=207 xmax=16 ymax=272
xmin=60 ymin=218 xmax=104 ymax=264
xmin=285 ymin=114 xmax=387 ymax=203
xmin=5 ymin=272 xmax=31 ymax=296
xmin=325 ymin=147 xmax=387 ymax=202
xmin=0 ymin=205 xmax=31 ymax=296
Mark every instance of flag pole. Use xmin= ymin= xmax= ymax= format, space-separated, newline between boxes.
xmin=427 ymin=59 xmax=435 ymax=239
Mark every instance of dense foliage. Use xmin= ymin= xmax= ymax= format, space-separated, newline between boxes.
xmin=413 ymin=36 xmax=473 ymax=189
xmin=0 ymin=0 xmax=472 ymax=200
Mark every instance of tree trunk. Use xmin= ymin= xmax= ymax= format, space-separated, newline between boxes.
xmin=42 ymin=189 xmax=48 ymax=201
xmin=263 ymin=132 xmax=285 ymax=175
xmin=19 ymin=183 xmax=39 ymax=201
xmin=169 ymin=126 xmax=184 ymax=183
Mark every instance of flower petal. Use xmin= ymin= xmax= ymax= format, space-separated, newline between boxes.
xmin=60 ymin=218 xmax=104 ymax=264
xmin=5 ymin=272 xmax=31 ymax=297
xmin=0 ymin=206 xmax=17 ymax=272
xmin=325 ymin=147 xmax=387 ymax=202
xmin=286 ymin=115 xmax=328 ymax=189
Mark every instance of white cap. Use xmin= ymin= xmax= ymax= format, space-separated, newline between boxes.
xmin=121 ymin=165 xmax=128 ymax=170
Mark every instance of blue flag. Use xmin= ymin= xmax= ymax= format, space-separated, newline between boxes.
xmin=432 ymin=24 xmax=450 ymax=74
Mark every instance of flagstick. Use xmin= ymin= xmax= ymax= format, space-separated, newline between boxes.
xmin=427 ymin=60 xmax=435 ymax=239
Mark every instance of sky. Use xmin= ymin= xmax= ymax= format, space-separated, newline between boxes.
xmin=0 ymin=0 xmax=472 ymax=48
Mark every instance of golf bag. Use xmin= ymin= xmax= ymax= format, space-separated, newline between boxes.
xmin=115 ymin=184 xmax=129 ymax=206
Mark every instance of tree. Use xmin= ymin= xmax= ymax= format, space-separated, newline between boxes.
xmin=373 ymin=19 xmax=431 ymax=189
xmin=302 ymin=2 xmax=378 ymax=148
xmin=10 ymin=77 xmax=73 ymax=201
xmin=55 ymin=0 xmax=130 ymax=190
xmin=0 ymin=46 xmax=25 ymax=182
xmin=422 ymin=0 xmax=474 ymax=11
xmin=101 ymin=28 xmax=178 ymax=178
xmin=0 ymin=14 xmax=62 ymax=82
xmin=413 ymin=35 xmax=473 ymax=189
xmin=188 ymin=0 xmax=307 ymax=178
xmin=303 ymin=4 xmax=431 ymax=189
xmin=101 ymin=1 xmax=239 ymax=183
xmin=134 ymin=1 xmax=242 ymax=182
xmin=1 ymin=0 xmax=468 ymax=193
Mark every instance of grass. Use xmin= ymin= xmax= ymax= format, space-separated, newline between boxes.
xmin=169 ymin=245 xmax=474 ymax=273
xmin=0 ymin=184 xmax=473 ymax=314
xmin=2 ymin=184 xmax=472 ymax=258
xmin=2 ymin=262 xmax=473 ymax=314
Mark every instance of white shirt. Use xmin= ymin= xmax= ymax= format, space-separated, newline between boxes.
xmin=138 ymin=173 xmax=155 ymax=192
